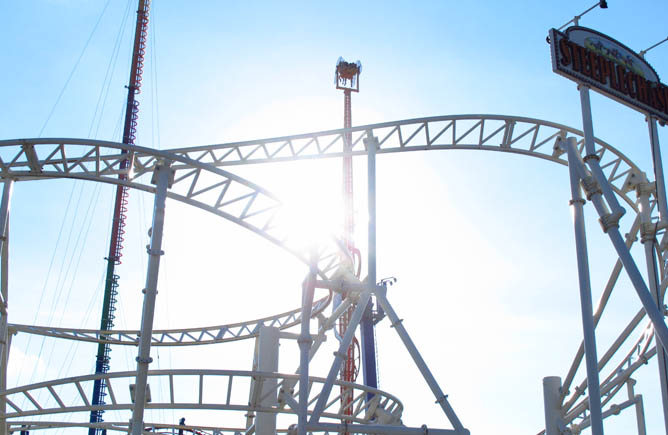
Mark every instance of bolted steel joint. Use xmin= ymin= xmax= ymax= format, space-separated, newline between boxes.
xmin=390 ymin=318 xmax=404 ymax=328
xmin=297 ymin=336 xmax=313 ymax=346
xmin=625 ymin=232 xmax=638 ymax=243
xmin=136 ymin=356 xmax=153 ymax=364
xmin=333 ymin=350 xmax=347 ymax=359
xmin=640 ymin=222 xmax=657 ymax=243
xmin=635 ymin=181 xmax=656 ymax=197
xmin=580 ymin=176 xmax=602 ymax=200
xmin=583 ymin=153 xmax=600 ymax=163
xmin=145 ymin=245 xmax=165 ymax=256
xmin=150 ymin=161 xmax=176 ymax=187
xmin=569 ymin=198 xmax=586 ymax=206
xmin=598 ymin=212 xmax=621 ymax=233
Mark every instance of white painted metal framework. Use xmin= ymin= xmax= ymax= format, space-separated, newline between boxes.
xmin=0 ymin=114 xmax=666 ymax=434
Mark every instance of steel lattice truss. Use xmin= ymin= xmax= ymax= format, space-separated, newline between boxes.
xmin=0 ymin=370 xmax=402 ymax=428
xmin=1 ymin=114 xmax=665 ymax=434
xmin=165 ymin=115 xmax=639 ymax=205
xmin=0 ymin=116 xmax=643 ymax=277
xmin=8 ymin=295 xmax=330 ymax=346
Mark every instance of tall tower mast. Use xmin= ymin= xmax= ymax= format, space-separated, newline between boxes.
xmin=335 ymin=58 xmax=381 ymax=405
xmin=336 ymin=58 xmax=360 ymax=254
xmin=88 ymin=1 xmax=151 ymax=433
xmin=335 ymin=56 xmax=361 ymax=422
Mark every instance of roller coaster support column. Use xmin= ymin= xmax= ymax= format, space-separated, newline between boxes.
xmin=0 ymin=179 xmax=13 ymax=365
xmin=578 ymin=85 xmax=668 ymax=353
xmin=257 ymin=325 xmax=279 ymax=435
xmin=308 ymin=288 xmax=372 ymax=424
xmin=309 ymin=134 xmax=377 ymax=424
xmin=542 ymin=376 xmax=563 ymax=435
xmin=565 ymin=136 xmax=604 ymax=435
xmin=298 ymin=253 xmax=317 ymax=435
xmin=0 ymin=178 xmax=13 ymax=435
xmin=361 ymin=132 xmax=379 ymax=395
xmin=130 ymin=162 xmax=173 ymax=435
xmin=366 ymin=133 xmax=377 ymax=319
xmin=648 ymin=116 xmax=668 ymax=222
xmin=636 ymin=176 xmax=668 ymax=432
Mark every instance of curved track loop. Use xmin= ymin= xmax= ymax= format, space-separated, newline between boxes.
xmin=1 ymin=369 xmax=403 ymax=430
xmin=8 ymin=295 xmax=330 ymax=346
xmin=166 ymin=114 xmax=641 ymax=208
xmin=0 ymin=115 xmax=645 ymax=280
xmin=1 ymin=115 xmax=662 ymax=433
xmin=0 ymin=138 xmax=346 ymax=279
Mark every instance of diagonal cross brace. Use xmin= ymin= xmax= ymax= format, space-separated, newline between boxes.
xmin=566 ymin=139 xmax=668 ymax=356
xmin=375 ymin=288 xmax=468 ymax=434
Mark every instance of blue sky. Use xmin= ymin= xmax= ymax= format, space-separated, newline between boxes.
xmin=2 ymin=1 xmax=668 ymax=434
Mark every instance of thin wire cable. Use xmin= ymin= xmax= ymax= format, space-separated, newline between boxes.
xmin=14 ymin=181 xmax=78 ymax=388
xmin=89 ymin=0 xmax=135 ymax=140
xmin=51 ymin=185 xmax=108 ymax=383
xmin=16 ymin=180 xmax=87 ymax=407
xmin=27 ymin=182 xmax=103 ymax=399
xmin=38 ymin=0 xmax=113 ymax=137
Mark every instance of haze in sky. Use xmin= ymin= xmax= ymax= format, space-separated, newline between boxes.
xmin=2 ymin=1 xmax=668 ymax=434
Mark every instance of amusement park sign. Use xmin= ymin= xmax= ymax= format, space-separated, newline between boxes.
xmin=549 ymin=26 xmax=668 ymax=124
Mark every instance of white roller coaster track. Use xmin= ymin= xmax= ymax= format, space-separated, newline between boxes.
xmin=1 ymin=114 xmax=665 ymax=434
xmin=1 ymin=370 xmax=402 ymax=427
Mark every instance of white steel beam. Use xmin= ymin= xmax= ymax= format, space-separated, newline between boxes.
xmin=8 ymin=295 xmax=331 ymax=346
xmin=308 ymin=289 xmax=372 ymax=424
xmin=256 ymin=326 xmax=279 ymax=435
xmin=560 ymin=214 xmax=641 ymax=400
xmin=568 ymin=132 xmax=668 ymax=362
xmin=130 ymin=162 xmax=172 ymax=435
xmin=636 ymin=179 xmax=668 ymax=432
xmin=374 ymin=290 xmax=467 ymax=434
xmin=648 ymin=116 xmax=668 ymax=222
xmin=0 ymin=179 xmax=13 ymax=435
xmin=298 ymin=254 xmax=317 ymax=435
xmin=565 ymin=136 xmax=604 ymax=435
xmin=543 ymin=376 xmax=563 ymax=435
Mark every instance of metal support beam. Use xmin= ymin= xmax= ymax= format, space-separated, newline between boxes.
xmin=627 ymin=379 xmax=646 ymax=435
xmin=374 ymin=290 xmax=467 ymax=434
xmin=130 ymin=162 xmax=172 ymax=435
xmin=308 ymin=288 xmax=372 ymax=424
xmin=648 ymin=116 xmax=668 ymax=223
xmin=637 ymin=182 xmax=668 ymax=432
xmin=306 ymin=422 xmax=465 ymax=435
xmin=577 ymin=85 xmax=668 ymax=354
xmin=365 ymin=133 xmax=377 ymax=299
xmin=578 ymin=85 xmax=624 ymax=218
xmin=0 ymin=181 xmax=11 ymax=435
xmin=361 ymin=133 xmax=379 ymax=393
xmin=309 ymin=133 xmax=380 ymax=425
xmin=256 ymin=325 xmax=279 ymax=435
xmin=561 ymin=214 xmax=641 ymax=401
xmin=568 ymin=139 xmax=668 ymax=356
xmin=565 ymin=136 xmax=604 ymax=435
xmin=0 ymin=179 xmax=14 ymax=268
xmin=543 ymin=376 xmax=563 ymax=435
xmin=298 ymin=255 xmax=317 ymax=435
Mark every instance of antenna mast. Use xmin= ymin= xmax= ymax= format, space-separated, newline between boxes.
xmin=88 ymin=1 xmax=151 ymax=433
